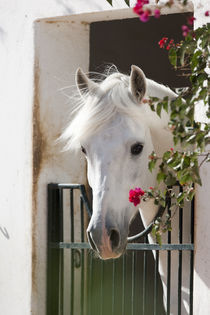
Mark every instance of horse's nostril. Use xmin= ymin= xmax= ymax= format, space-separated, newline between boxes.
xmin=109 ymin=229 xmax=120 ymax=250
xmin=87 ymin=231 xmax=98 ymax=252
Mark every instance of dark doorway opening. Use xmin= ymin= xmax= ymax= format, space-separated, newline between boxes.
xmin=89 ymin=13 xmax=191 ymax=87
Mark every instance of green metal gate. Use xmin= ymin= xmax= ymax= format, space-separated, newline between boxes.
xmin=47 ymin=183 xmax=194 ymax=315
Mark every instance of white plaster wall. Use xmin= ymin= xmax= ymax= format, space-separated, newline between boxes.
xmin=0 ymin=0 xmax=209 ymax=314
xmin=193 ymin=2 xmax=210 ymax=314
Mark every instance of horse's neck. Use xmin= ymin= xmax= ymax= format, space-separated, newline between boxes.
xmin=139 ymin=79 xmax=176 ymax=224
xmin=139 ymin=80 xmax=190 ymax=314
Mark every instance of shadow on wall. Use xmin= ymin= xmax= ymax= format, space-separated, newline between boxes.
xmin=0 ymin=226 xmax=9 ymax=240
xmin=0 ymin=27 xmax=7 ymax=42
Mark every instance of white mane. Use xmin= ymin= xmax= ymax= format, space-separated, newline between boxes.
xmin=61 ymin=69 xmax=177 ymax=150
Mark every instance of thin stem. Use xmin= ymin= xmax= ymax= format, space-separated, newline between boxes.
xmin=199 ymin=152 xmax=209 ymax=168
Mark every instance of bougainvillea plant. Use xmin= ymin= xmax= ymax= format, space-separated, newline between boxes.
xmin=106 ymin=0 xmax=210 ymax=244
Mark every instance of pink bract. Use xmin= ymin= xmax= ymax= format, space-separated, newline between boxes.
xmin=139 ymin=10 xmax=150 ymax=22
xmin=129 ymin=187 xmax=145 ymax=207
xmin=154 ymin=9 xmax=160 ymax=19
xmin=188 ymin=16 xmax=196 ymax=25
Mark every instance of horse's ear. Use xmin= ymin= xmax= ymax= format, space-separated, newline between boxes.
xmin=76 ymin=68 xmax=99 ymax=96
xmin=129 ymin=65 xmax=146 ymax=103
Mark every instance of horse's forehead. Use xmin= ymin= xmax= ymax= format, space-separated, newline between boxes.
xmin=88 ymin=115 xmax=146 ymax=152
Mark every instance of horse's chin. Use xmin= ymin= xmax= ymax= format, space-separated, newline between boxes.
xmin=96 ymin=243 xmax=127 ymax=260
xmin=89 ymin=242 xmax=127 ymax=260
xmin=99 ymin=251 xmax=122 ymax=260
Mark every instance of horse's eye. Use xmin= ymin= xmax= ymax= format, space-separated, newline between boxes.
xmin=131 ymin=143 xmax=143 ymax=155
xmin=81 ymin=146 xmax=86 ymax=155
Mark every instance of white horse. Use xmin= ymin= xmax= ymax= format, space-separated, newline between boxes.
xmin=62 ymin=65 xmax=192 ymax=314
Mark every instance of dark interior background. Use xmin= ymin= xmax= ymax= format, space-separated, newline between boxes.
xmin=90 ymin=13 xmax=191 ymax=87
xmin=87 ymin=13 xmax=191 ymax=315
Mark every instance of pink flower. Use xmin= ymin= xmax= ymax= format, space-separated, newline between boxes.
xmin=154 ymin=9 xmax=160 ymax=18
xmin=129 ymin=187 xmax=145 ymax=206
xmin=182 ymin=25 xmax=189 ymax=37
xmin=133 ymin=3 xmax=143 ymax=14
xmin=133 ymin=1 xmax=150 ymax=22
xmin=137 ymin=0 xmax=149 ymax=5
xmin=133 ymin=0 xmax=149 ymax=14
xmin=187 ymin=16 xmax=196 ymax=25
xmin=205 ymin=11 xmax=210 ymax=16
xmin=158 ymin=37 xmax=168 ymax=48
xmin=139 ymin=9 xmax=151 ymax=22
xmin=135 ymin=187 xmax=145 ymax=196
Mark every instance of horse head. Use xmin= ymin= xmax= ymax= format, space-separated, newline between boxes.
xmin=62 ymin=65 xmax=175 ymax=259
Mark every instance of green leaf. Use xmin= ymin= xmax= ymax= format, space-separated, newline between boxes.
xmin=159 ymin=198 xmax=166 ymax=207
xmin=169 ymin=48 xmax=177 ymax=67
xmin=163 ymin=100 xmax=168 ymax=113
xmin=156 ymin=233 xmax=162 ymax=246
xmin=157 ymin=103 xmax=162 ymax=117
xmin=192 ymin=166 xmax=202 ymax=185
xmin=187 ymin=190 xmax=195 ymax=201
xmin=170 ymin=110 xmax=178 ymax=120
xmin=124 ymin=0 xmax=130 ymax=6
xmin=178 ymin=173 xmax=192 ymax=185
xmin=177 ymin=192 xmax=185 ymax=205
xmin=106 ymin=0 xmax=112 ymax=5
xmin=157 ymin=172 xmax=166 ymax=183
xmin=182 ymin=156 xmax=191 ymax=168
xmin=165 ymin=173 xmax=177 ymax=186
xmin=191 ymin=50 xmax=202 ymax=70
xmin=150 ymin=104 xmax=155 ymax=112
xmin=186 ymin=107 xmax=194 ymax=122
xmin=173 ymin=136 xmax=179 ymax=146
xmin=148 ymin=159 xmax=157 ymax=172
xmin=163 ymin=151 xmax=171 ymax=161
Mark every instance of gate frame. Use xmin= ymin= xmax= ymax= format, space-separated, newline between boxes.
xmin=47 ymin=183 xmax=194 ymax=315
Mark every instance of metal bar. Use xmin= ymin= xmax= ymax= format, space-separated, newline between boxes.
xmin=142 ymin=237 xmax=148 ymax=315
xmin=80 ymin=196 xmax=84 ymax=243
xmin=122 ymin=255 xmax=126 ymax=315
xmin=51 ymin=242 xmax=194 ymax=251
xmin=59 ymin=183 xmax=83 ymax=189
xmin=88 ymin=255 xmax=93 ymax=315
xmin=47 ymin=184 xmax=62 ymax=315
xmin=70 ymin=189 xmax=74 ymax=315
xmin=100 ymin=261 xmax=104 ymax=315
xmin=70 ymin=252 xmax=74 ymax=315
xmin=80 ymin=185 xmax=92 ymax=217
xmin=127 ymin=243 xmax=194 ymax=251
xmin=58 ymin=188 xmax=64 ymax=315
xmin=178 ymin=197 xmax=183 ymax=315
xmin=167 ymin=202 xmax=171 ymax=315
xmin=112 ymin=260 xmax=116 ymax=315
xmin=48 ymin=183 xmax=93 ymax=216
xmin=80 ymin=196 xmax=84 ymax=315
xmin=154 ymin=250 xmax=159 ymax=315
xmin=70 ymin=189 xmax=74 ymax=243
xmin=190 ymin=197 xmax=194 ymax=315
xmin=131 ymin=251 xmax=135 ymax=315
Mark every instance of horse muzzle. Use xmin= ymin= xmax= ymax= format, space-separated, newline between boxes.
xmin=87 ymin=224 xmax=127 ymax=260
